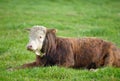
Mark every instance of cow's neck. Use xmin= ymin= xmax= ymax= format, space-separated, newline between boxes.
xmin=41 ymin=33 xmax=57 ymax=55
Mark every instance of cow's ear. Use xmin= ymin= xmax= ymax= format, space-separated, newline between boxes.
xmin=51 ymin=29 xmax=57 ymax=33
xmin=47 ymin=28 xmax=57 ymax=33
xmin=25 ymin=28 xmax=31 ymax=31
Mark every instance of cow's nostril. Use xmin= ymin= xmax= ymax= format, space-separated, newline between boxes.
xmin=29 ymin=45 xmax=32 ymax=48
xmin=27 ymin=45 xmax=32 ymax=50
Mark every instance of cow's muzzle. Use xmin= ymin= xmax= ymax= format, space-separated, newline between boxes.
xmin=27 ymin=45 xmax=33 ymax=51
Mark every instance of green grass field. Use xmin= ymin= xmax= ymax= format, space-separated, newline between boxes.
xmin=0 ymin=0 xmax=120 ymax=81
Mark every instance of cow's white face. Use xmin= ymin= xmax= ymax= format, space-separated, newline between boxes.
xmin=26 ymin=26 xmax=47 ymax=55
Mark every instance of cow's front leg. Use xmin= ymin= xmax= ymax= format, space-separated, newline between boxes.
xmin=21 ymin=55 xmax=46 ymax=68
xmin=21 ymin=62 xmax=38 ymax=68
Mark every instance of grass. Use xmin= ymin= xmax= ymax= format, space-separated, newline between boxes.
xmin=0 ymin=0 xmax=120 ymax=81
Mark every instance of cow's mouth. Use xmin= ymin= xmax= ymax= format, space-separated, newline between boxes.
xmin=27 ymin=48 xmax=34 ymax=51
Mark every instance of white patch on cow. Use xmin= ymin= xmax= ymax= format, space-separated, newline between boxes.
xmin=27 ymin=26 xmax=47 ymax=56
xmin=35 ymin=50 xmax=40 ymax=55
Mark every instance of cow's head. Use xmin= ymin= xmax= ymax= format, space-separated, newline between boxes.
xmin=26 ymin=26 xmax=47 ymax=56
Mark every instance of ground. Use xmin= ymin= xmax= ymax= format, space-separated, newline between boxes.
xmin=0 ymin=0 xmax=120 ymax=81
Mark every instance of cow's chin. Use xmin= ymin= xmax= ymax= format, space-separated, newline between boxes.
xmin=35 ymin=50 xmax=45 ymax=57
xmin=32 ymin=48 xmax=40 ymax=55
xmin=27 ymin=48 xmax=34 ymax=51
xmin=28 ymin=48 xmax=44 ymax=57
xmin=35 ymin=51 xmax=40 ymax=56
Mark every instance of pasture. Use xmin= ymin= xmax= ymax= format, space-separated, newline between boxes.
xmin=0 ymin=0 xmax=120 ymax=81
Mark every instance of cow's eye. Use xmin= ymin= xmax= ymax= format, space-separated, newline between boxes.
xmin=39 ymin=36 xmax=42 ymax=39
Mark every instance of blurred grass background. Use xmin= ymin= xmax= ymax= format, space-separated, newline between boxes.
xmin=0 ymin=0 xmax=120 ymax=81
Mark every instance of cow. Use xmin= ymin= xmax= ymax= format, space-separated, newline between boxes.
xmin=22 ymin=25 xmax=120 ymax=69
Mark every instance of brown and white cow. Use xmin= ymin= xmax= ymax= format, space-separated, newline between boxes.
xmin=22 ymin=26 xmax=120 ymax=69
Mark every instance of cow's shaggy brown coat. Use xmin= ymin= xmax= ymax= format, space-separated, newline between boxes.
xmin=22 ymin=29 xmax=120 ymax=69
